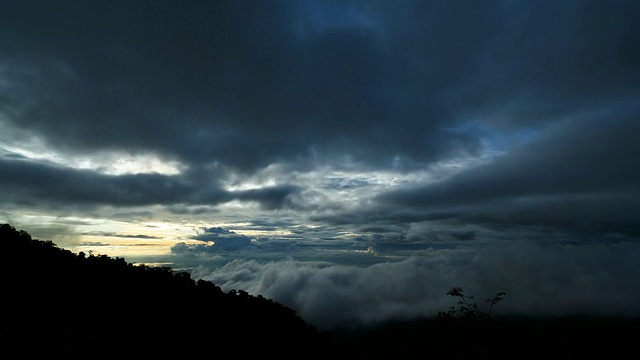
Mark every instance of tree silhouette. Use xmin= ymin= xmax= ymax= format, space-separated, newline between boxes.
xmin=0 ymin=223 xmax=349 ymax=359
xmin=438 ymin=287 xmax=506 ymax=321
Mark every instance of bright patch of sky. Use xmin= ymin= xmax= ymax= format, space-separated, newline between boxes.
xmin=1 ymin=142 xmax=183 ymax=176
xmin=0 ymin=114 xmax=183 ymax=176
xmin=222 ymin=153 xmax=494 ymax=214
xmin=2 ymin=211 xmax=202 ymax=260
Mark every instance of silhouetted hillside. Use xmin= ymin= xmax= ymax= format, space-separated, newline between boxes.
xmin=1 ymin=224 xmax=348 ymax=359
xmin=4 ymin=223 xmax=640 ymax=359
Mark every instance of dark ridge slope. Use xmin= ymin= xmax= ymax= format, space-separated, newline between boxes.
xmin=0 ymin=224 xmax=349 ymax=359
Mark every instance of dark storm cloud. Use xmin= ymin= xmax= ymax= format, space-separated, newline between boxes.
xmin=0 ymin=1 xmax=301 ymax=169
xmin=429 ymin=1 xmax=640 ymax=127
xmin=7 ymin=1 xmax=637 ymax=173
xmin=378 ymin=108 xmax=640 ymax=235
xmin=182 ymin=227 xmax=253 ymax=252
xmin=166 ymin=205 xmax=218 ymax=215
xmin=0 ymin=156 xmax=297 ymax=209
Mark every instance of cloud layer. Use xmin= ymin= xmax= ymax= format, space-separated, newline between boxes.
xmin=191 ymin=239 xmax=640 ymax=329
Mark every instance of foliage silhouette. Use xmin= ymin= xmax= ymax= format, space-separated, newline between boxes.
xmin=330 ymin=286 xmax=640 ymax=359
xmin=438 ymin=286 xmax=506 ymax=321
xmin=0 ymin=224 xmax=349 ymax=359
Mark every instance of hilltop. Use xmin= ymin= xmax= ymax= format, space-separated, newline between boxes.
xmin=0 ymin=224 xmax=348 ymax=359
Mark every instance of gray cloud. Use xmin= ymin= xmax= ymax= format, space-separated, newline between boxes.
xmin=82 ymin=231 xmax=162 ymax=239
xmin=0 ymin=1 xmax=584 ymax=172
xmin=1 ymin=1 xmax=637 ymax=179
xmin=172 ymin=227 xmax=253 ymax=254
xmin=193 ymin=240 xmax=640 ymax=329
xmin=0 ymin=156 xmax=297 ymax=209
xmin=377 ymin=108 xmax=640 ymax=235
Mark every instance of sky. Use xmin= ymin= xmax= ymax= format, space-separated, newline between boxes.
xmin=1 ymin=0 xmax=640 ymax=330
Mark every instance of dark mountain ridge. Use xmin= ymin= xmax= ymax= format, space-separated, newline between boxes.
xmin=0 ymin=223 xmax=347 ymax=359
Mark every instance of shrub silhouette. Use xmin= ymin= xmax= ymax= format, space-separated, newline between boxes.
xmin=438 ymin=286 xmax=506 ymax=321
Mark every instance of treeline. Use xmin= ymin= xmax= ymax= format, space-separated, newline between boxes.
xmin=0 ymin=224 xmax=348 ymax=359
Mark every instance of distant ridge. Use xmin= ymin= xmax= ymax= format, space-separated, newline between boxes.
xmin=0 ymin=224 xmax=348 ymax=359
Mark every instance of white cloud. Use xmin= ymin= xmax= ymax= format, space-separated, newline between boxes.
xmin=191 ymin=240 xmax=640 ymax=330
xmin=0 ymin=130 xmax=183 ymax=176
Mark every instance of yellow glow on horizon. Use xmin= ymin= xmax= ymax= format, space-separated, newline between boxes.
xmin=0 ymin=213 xmax=209 ymax=263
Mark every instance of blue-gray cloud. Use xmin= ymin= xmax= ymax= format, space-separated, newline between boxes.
xmin=376 ymin=108 xmax=640 ymax=236
xmin=2 ymin=1 xmax=638 ymax=207
xmin=6 ymin=0 xmax=636 ymax=173
xmin=0 ymin=155 xmax=297 ymax=209
xmin=174 ymin=227 xmax=253 ymax=253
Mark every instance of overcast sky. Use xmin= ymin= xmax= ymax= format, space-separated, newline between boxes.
xmin=2 ymin=0 xmax=640 ymax=330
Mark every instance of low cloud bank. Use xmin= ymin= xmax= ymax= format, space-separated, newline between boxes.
xmin=192 ymin=240 xmax=640 ymax=329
